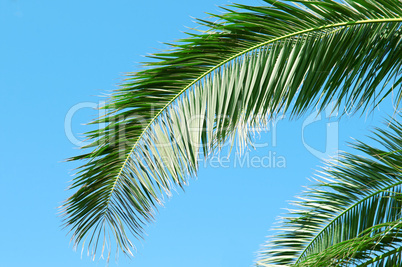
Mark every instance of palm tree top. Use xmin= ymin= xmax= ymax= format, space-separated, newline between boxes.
xmin=63 ymin=0 xmax=402 ymax=260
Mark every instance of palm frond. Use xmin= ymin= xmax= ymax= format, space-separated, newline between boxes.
xmin=257 ymin=117 xmax=402 ymax=266
xmin=295 ymin=219 xmax=402 ymax=266
xmin=63 ymin=0 xmax=402 ymax=259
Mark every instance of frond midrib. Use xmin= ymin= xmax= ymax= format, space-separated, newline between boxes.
xmin=295 ymin=177 xmax=402 ymax=264
xmin=357 ymin=242 xmax=402 ymax=267
xmin=105 ymin=17 xmax=402 ymax=217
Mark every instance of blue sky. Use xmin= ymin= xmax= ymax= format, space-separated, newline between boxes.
xmin=0 ymin=0 xmax=398 ymax=267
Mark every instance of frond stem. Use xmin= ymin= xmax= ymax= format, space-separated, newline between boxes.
xmin=357 ymin=243 xmax=402 ymax=266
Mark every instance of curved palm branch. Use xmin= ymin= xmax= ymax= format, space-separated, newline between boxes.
xmin=257 ymin=117 xmax=402 ymax=266
xmin=63 ymin=0 xmax=402 ymax=258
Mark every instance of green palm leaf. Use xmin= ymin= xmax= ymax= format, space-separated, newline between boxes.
xmin=63 ymin=0 xmax=402 ymax=258
xmin=294 ymin=220 xmax=402 ymax=266
xmin=257 ymin=118 xmax=402 ymax=266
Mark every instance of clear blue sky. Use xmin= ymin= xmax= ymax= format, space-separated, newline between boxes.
xmin=0 ymin=0 xmax=398 ymax=267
